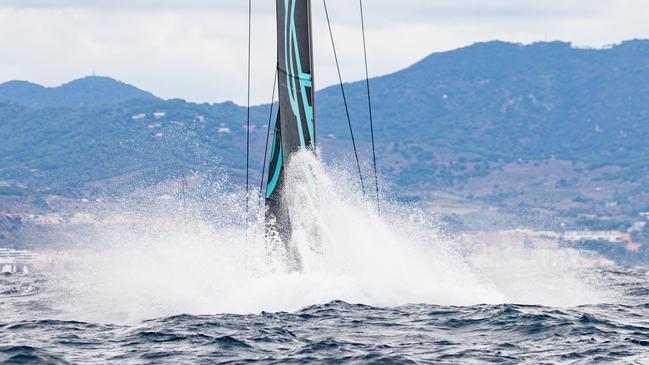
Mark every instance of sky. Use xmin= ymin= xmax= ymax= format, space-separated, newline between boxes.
xmin=0 ymin=0 xmax=648 ymax=104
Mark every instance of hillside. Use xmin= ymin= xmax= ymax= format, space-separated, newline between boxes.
xmin=2 ymin=40 xmax=649 ymax=230
xmin=0 ymin=76 xmax=157 ymax=108
xmin=321 ymin=40 xmax=649 ymax=172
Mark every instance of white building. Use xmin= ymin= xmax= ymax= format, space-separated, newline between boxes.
xmin=0 ymin=248 xmax=41 ymax=274
xmin=562 ymin=231 xmax=631 ymax=243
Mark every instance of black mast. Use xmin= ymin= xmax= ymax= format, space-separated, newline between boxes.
xmin=265 ymin=0 xmax=317 ymax=243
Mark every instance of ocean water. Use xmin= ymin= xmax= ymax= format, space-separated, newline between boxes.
xmin=2 ymin=152 xmax=649 ymax=363
xmin=2 ymin=269 xmax=649 ymax=364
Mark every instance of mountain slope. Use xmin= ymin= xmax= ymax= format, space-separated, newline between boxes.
xmin=0 ymin=76 xmax=158 ymax=108
xmin=319 ymin=40 xmax=649 ymax=164
xmin=2 ymin=40 xmax=649 ymax=221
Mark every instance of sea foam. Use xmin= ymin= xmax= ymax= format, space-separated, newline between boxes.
xmin=49 ymin=152 xmax=611 ymax=323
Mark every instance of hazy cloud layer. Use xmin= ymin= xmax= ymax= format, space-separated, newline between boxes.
xmin=0 ymin=0 xmax=648 ymax=104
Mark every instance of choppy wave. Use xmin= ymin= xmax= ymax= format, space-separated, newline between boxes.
xmin=1 ymin=152 xmax=646 ymax=363
xmin=1 ymin=270 xmax=648 ymax=364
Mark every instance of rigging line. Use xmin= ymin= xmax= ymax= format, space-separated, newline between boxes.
xmin=251 ymin=66 xmax=278 ymax=256
xmin=245 ymin=0 xmax=252 ymax=216
xmin=322 ymin=0 xmax=366 ymax=196
xmin=260 ymin=65 xmax=279 ymax=198
xmin=359 ymin=0 xmax=380 ymax=213
xmin=180 ymin=162 xmax=187 ymax=212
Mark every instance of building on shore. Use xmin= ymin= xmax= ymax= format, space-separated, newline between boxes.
xmin=0 ymin=248 xmax=41 ymax=274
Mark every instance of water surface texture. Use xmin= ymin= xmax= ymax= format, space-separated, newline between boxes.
xmin=2 ymin=153 xmax=648 ymax=363
xmin=2 ymin=269 xmax=649 ymax=364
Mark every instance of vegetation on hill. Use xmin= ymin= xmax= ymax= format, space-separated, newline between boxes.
xmin=0 ymin=76 xmax=157 ymax=108
xmin=2 ymin=40 xmax=649 ymax=223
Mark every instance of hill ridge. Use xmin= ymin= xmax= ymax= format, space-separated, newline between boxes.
xmin=2 ymin=39 xmax=649 ymax=223
xmin=0 ymin=76 xmax=158 ymax=108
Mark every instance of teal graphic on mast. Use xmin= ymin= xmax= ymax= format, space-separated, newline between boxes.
xmin=265 ymin=0 xmax=317 ymax=243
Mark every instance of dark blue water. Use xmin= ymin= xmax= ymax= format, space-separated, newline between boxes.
xmin=1 ymin=267 xmax=649 ymax=364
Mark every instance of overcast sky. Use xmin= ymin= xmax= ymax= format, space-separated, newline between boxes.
xmin=0 ymin=0 xmax=648 ymax=104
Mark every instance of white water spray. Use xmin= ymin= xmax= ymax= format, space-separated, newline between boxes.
xmin=50 ymin=152 xmax=611 ymax=323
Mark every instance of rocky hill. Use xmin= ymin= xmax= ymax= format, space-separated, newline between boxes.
xmin=2 ymin=40 xmax=649 ymax=231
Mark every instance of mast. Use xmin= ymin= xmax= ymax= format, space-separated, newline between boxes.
xmin=265 ymin=0 xmax=317 ymax=243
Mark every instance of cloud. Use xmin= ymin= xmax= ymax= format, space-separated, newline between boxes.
xmin=0 ymin=0 xmax=648 ymax=104
xmin=0 ymin=0 xmax=248 ymax=11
